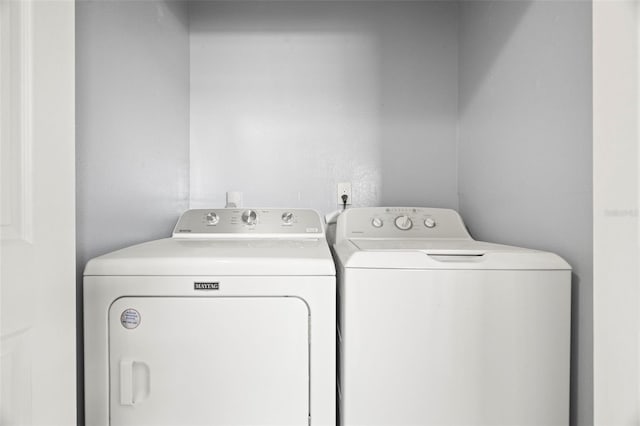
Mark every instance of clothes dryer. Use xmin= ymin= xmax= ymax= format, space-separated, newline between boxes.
xmin=333 ymin=207 xmax=571 ymax=426
xmin=84 ymin=208 xmax=335 ymax=426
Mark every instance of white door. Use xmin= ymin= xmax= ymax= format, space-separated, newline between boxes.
xmin=0 ymin=0 xmax=76 ymax=425
xmin=109 ymin=297 xmax=310 ymax=426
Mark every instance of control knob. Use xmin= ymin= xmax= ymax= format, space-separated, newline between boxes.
xmin=424 ymin=218 xmax=436 ymax=228
xmin=394 ymin=215 xmax=413 ymax=230
xmin=281 ymin=212 xmax=295 ymax=224
xmin=241 ymin=209 xmax=258 ymax=226
xmin=205 ymin=212 xmax=219 ymax=225
xmin=371 ymin=217 xmax=384 ymax=228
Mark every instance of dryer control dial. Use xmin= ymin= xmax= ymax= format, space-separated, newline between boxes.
xmin=241 ymin=209 xmax=258 ymax=226
xmin=281 ymin=212 xmax=294 ymax=224
xmin=394 ymin=215 xmax=413 ymax=230
xmin=205 ymin=212 xmax=219 ymax=225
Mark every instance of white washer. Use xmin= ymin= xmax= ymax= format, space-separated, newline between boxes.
xmin=84 ymin=208 xmax=336 ymax=426
xmin=333 ymin=207 xmax=571 ymax=426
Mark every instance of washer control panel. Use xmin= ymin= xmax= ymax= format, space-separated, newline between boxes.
xmin=338 ymin=207 xmax=471 ymax=240
xmin=173 ymin=209 xmax=324 ymax=238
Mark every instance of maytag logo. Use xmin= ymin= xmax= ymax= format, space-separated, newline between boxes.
xmin=194 ymin=282 xmax=219 ymax=290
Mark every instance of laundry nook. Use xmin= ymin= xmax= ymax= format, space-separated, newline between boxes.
xmin=2 ymin=1 xmax=637 ymax=426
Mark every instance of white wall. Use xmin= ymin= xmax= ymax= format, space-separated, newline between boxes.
xmin=593 ymin=2 xmax=639 ymax=424
xmin=75 ymin=0 xmax=190 ymax=422
xmin=458 ymin=2 xmax=593 ymax=425
xmin=189 ymin=1 xmax=459 ymax=213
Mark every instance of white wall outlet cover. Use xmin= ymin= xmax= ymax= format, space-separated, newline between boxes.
xmin=337 ymin=182 xmax=352 ymax=205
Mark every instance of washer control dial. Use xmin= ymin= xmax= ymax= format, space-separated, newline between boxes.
xmin=394 ymin=215 xmax=413 ymax=230
xmin=371 ymin=217 xmax=384 ymax=228
xmin=424 ymin=218 xmax=436 ymax=228
xmin=281 ymin=212 xmax=295 ymax=224
xmin=241 ymin=209 xmax=258 ymax=226
xmin=205 ymin=212 xmax=219 ymax=225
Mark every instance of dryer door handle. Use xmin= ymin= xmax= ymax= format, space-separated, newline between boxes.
xmin=120 ymin=358 xmax=150 ymax=406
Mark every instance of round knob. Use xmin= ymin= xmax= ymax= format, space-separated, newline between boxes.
xmin=205 ymin=212 xmax=219 ymax=225
xmin=394 ymin=215 xmax=413 ymax=230
xmin=241 ymin=209 xmax=258 ymax=226
xmin=424 ymin=218 xmax=436 ymax=228
xmin=281 ymin=212 xmax=295 ymax=224
xmin=371 ymin=217 xmax=384 ymax=228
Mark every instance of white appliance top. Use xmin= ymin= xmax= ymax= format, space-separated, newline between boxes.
xmin=333 ymin=207 xmax=570 ymax=270
xmin=85 ymin=208 xmax=335 ymax=276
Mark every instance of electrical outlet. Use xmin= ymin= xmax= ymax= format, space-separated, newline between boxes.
xmin=337 ymin=182 xmax=352 ymax=205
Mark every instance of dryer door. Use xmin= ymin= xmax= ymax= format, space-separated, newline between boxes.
xmin=109 ymin=297 xmax=309 ymax=426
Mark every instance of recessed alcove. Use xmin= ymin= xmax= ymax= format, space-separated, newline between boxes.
xmin=75 ymin=2 xmax=592 ymax=424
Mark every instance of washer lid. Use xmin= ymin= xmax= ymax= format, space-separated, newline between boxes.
xmin=84 ymin=237 xmax=336 ymax=276
xmin=333 ymin=208 xmax=570 ymax=271
xmin=350 ymin=238 xmax=492 ymax=252
xmin=339 ymin=238 xmax=570 ymax=270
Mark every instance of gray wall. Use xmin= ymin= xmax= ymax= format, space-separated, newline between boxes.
xmin=75 ymin=0 xmax=190 ymax=422
xmin=189 ymin=1 xmax=459 ymax=213
xmin=76 ymin=0 xmax=190 ymax=268
xmin=75 ymin=1 xmax=594 ymax=424
xmin=458 ymin=2 xmax=593 ymax=425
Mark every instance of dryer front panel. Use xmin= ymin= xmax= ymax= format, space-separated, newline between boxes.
xmin=108 ymin=296 xmax=309 ymax=426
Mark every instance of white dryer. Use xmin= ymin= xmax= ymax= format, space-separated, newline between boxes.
xmin=333 ymin=207 xmax=571 ymax=426
xmin=84 ymin=208 xmax=335 ymax=426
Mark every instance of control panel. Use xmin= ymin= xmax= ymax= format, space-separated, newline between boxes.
xmin=172 ymin=209 xmax=325 ymax=238
xmin=336 ymin=207 xmax=472 ymax=241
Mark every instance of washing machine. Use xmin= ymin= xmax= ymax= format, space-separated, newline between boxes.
xmin=333 ymin=207 xmax=571 ymax=426
xmin=84 ymin=208 xmax=336 ymax=426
